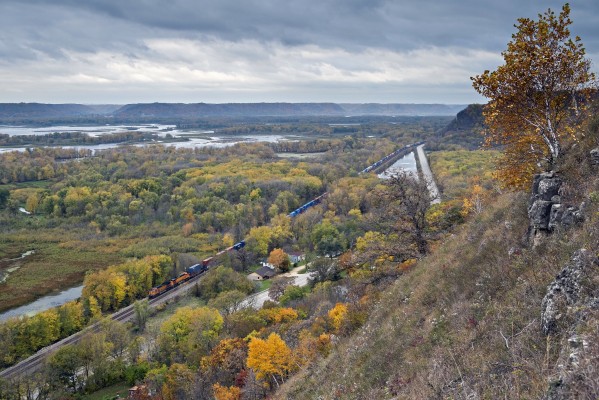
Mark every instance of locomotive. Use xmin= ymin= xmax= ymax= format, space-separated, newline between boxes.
xmin=148 ymin=240 xmax=246 ymax=298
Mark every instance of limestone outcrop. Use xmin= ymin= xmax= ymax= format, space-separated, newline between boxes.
xmin=541 ymin=249 xmax=599 ymax=399
xmin=527 ymin=172 xmax=583 ymax=238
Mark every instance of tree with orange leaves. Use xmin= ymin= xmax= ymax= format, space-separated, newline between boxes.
xmin=267 ymin=248 xmax=290 ymax=272
xmin=213 ymin=383 xmax=242 ymax=400
xmin=472 ymin=4 xmax=596 ymax=189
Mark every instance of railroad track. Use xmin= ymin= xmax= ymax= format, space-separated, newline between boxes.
xmin=0 ymin=272 xmax=203 ymax=380
xmin=1 ymin=141 xmax=426 ymax=381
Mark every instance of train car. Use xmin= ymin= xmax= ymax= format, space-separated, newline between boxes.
xmin=232 ymin=240 xmax=246 ymax=250
xmin=186 ymin=263 xmax=207 ymax=277
xmin=202 ymin=257 xmax=214 ymax=268
xmin=287 ymin=193 xmax=327 ymax=218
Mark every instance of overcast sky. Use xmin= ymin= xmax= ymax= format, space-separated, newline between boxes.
xmin=1 ymin=0 xmax=597 ymax=104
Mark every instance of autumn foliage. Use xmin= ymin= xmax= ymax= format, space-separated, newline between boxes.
xmin=267 ymin=248 xmax=291 ymax=272
xmin=213 ymin=383 xmax=242 ymax=400
xmin=472 ymin=4 xmax=597 ymax=189
xmin=247 ymin=333 xmax=295 ymax=387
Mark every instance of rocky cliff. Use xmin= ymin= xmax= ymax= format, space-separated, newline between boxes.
xmin=532 ymin=162 xmax=599 ymax=398
xmin=527 ymin=171 xmax=584 ymax=242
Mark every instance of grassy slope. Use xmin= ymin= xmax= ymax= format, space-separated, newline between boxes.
xmin=276 ymin=134 xmax=599 ymax=398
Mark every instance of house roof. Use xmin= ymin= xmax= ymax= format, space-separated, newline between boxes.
xmin=247 ymin=272 xmax=262 ymax=281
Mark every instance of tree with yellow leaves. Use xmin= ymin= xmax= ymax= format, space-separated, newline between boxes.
xmin=472 ymin=4 xmax=597 ymax=189
xmin=246 ymin=333 xmax=295 ymax=388
xmin=328 ymin=303 xmax=348 ymax=333
xmin=461 ymin=181 xmax=487 ymax=217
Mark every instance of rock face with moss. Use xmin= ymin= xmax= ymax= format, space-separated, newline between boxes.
xmin=528 ymin=172 xmax=583 ymax=238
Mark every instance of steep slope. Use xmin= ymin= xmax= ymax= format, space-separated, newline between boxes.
xmin=275 ymin=117 xmax=599 ymax=399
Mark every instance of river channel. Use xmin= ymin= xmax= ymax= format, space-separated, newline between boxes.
xmin=0 ymin=124 xmax=303 ymax=154
xmin=0 ymin=250 xmax=85 ymax=322
xmin=378 ymin=151 xmax=418 ymax=179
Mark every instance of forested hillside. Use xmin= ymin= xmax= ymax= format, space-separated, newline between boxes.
xmin=0 ymin=103 xmax=464 ymax=124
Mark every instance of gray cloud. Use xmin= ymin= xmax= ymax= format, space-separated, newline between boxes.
xmin=1 ymin=0 xmax=597 ymax=103
xmin=11 ymin=0 xmax=597 ymax=50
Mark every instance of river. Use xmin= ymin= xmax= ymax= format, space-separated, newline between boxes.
xmin=0 ymin=285 xmax=84 ymax=322
xmin=0 ymin=124 xmax=302 ymax=154
xmin=378 ymin=151 xmax=418 ymax=179
xmin=0 ymin=250 xmax=85 ymax=322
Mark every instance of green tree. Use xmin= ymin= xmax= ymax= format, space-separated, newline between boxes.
xmin=311 ymin=221 xmax=344 ymax=257
xmin=158 ymin=306 xmax=224 ymax=365
xmin=133 ymin=299 xmax=150 ymax=332
xmin=57 ymin=301 xmax=85 ymax=337
xmin=0 ymin=188 xmax=10 ymax=209
xmin=207 ymin=290 xmax=247 ymax=315
xmin=279 ymin=285 xmax=309 ymax=306
xmin=247 ymin=226 xmax=273 ymax=256
xmin=195 ymin=266 xmax=254 ymax=301
xmin=472 ymin=4 xmax=597 ymax=188
xmin=47 ymin=344 xmax=83 ymax=393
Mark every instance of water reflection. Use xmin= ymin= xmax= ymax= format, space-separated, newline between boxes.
xmin=378 ymin=151 xmax=418 ymax=179
xmin=0 ymin=122 xmax=297 ymax=154
xmin=0 ymin=285 xmax=84 ymax=321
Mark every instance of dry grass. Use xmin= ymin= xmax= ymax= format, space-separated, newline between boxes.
xmin=275 ymin=187 xmax=594 ymax=399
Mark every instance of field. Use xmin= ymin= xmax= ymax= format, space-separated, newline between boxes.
xmin=81 ymin=382 xmax=130 ymax=400
xmin=0 ymin=232 xmax=124 ymax=312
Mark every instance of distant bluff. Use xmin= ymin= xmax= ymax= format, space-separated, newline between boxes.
xmin=0 ymin=102 xmax=467 ymax=122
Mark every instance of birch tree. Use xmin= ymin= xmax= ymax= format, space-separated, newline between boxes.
xmin=472 ymin=4 xmax=596 ymax=188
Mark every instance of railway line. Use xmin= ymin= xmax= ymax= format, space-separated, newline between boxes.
xmin=0 ymin=141 xmax=426 ymax=380
xmin=0 ymin=271 xmax=204 ymax=380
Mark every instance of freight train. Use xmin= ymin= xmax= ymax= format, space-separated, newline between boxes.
xmin=148 ymin=141 xmax=423 ymax=299
xmin=287 ymin=193 xmax=327 ymax=218
xmin=148 ymin=240 xmax=246 ymax=298
xmin=147 ymin=192 xmax=329 ymax=299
